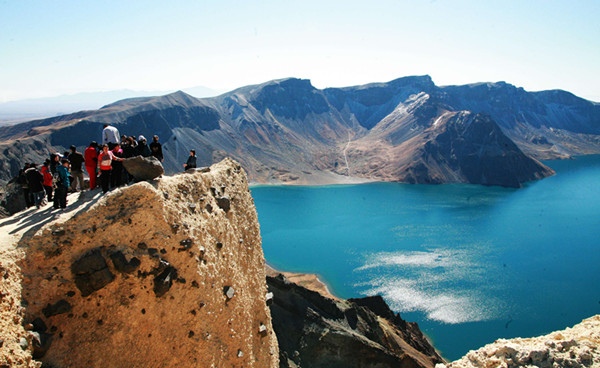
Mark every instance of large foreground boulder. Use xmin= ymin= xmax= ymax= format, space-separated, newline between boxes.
xmin=122 ymin=156 xmax=164 ymax=181
xmin=16 ymin=158 xmax=278 ymax=367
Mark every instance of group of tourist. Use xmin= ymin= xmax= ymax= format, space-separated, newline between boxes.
xmin=16 ymin=124 xmax=191 ymax=211
xmin=17 ymin=123 xmax=202 ymax=212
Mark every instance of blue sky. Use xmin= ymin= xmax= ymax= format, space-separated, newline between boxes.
xmin=1 ymin=0 xmax=599 ymax=102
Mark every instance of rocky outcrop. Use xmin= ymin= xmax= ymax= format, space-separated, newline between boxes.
xmin=438 ymin=315 xmax=600 ymax=368
xmin=267 ymin=273 xmax=444 ymax=368
xmin=15 ymin=158 xmax=278 ymax=367
xmin=0 ymin=180 xmax=26 ymax=216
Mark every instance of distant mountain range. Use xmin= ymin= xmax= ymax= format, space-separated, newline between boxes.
xmin=0 ymin=86 xmax=222 ymax=124
xmin=1 ymin=75 xmax=599 ymax=187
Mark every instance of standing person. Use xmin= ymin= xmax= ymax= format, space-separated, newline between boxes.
xmin=121 ymin=137 xmax=136 ymax=158
xmin=68 ymin=145 xmax=85 ymax=192
xmin=98 ymin=144 xmax=123 ymax=194
xmin=54 ymin=159 xmax=70 ymax=210
xmin=102 ymin=124 xmax=120 ymax=149
xmin=149 ymin=135 xmax=163 ymax=161
xmin=134 ymin=135 xmax=151 ymax=157
xmin=18 ymin=163 xmax=34 ymax=208
xmin=121 ymin=137 xmax=136 ymax=184
xmin=110 ymin=143 xmax=124 ymax=188
xmin=49 ymin=153 xmax=60 ymax=174
xmin=41 ymin=159 xmax=53 ymax=202
xmin=183 ymin=149 xmax=197 ymax=171
xmin=25 ymin=163 xmax=45 ymax=209
xmin=84 ymin=142 xmax=99 ymax=190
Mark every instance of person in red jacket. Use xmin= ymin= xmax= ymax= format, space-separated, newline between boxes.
xmin=41 ymin=159 xmax=53 ymax=202
xmin=84 ymin=141 xmax=99 ymax=190
xmin=98 ymin=144 xmax=124 ymax=193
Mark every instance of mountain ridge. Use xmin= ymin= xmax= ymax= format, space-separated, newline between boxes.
xmin=1 ymin=76 xmax=598 ymax=186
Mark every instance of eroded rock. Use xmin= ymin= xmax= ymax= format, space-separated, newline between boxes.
xmin=153 ymin=266 xmax=177 ymax=297
xmin=42 ymin=300 xmax=71 ymax=318
xmin=109 ymin=251 xmax=141 ymax=274
xmin=71 ymin=248 xmax=115 ymax=297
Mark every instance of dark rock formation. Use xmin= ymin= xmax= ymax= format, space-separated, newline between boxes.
xmin=0 ymin=181 xmax=27 ymax=216
xmin=109 ymin=251 xmax=141 ymax=274
xmin=122 ymin=156 xmax=164 ymax=181
xmin=41 ymin=300 xmax=71 ymax=318
xmin=70 ymin=248 xmax=115 ymax=297
xmin=152 ymin=265 xmax=177 ymax=297
xmin=29 ymin=331 xmax=52 ymax=359
xmin=267 ymin=274 xmax=444 ymax=368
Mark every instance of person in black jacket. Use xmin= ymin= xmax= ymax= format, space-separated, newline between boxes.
xmin=150 ymin=135 xmax=163 ymax=161
xmin=18 ymin=163 xmax=34 ymax=208
xmin=68 ymin=145 xmax=85 ymax=192
xmin=25 ymin=163 xmax=45 ymax=208
xmin=183 ymin=149 xmax=197 ymax=171
xmin=134 ymin=135 xmax=151 ymax=157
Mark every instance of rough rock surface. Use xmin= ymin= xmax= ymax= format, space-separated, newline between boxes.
xmin=267 ymin=273 xmax=444 ymax=368
xmin=438 ymin=315 xmax=600 ymax=368
xmin=15 ymin=158 xmax=278 ymax=367
xmin=122 ymin=155 xmax=164 ymax=181
xmin=0 ymin=180 xmax=27 ymax=216
xmin=0 ymin=243 xmax=39 ymax=367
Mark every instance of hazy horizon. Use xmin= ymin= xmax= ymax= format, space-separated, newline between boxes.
xmin=1 ymin=0 xmax=599 ymax=102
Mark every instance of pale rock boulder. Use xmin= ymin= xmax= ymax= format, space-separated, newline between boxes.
xmin=437 ymin=315 xmax=600 ymax=368
xmin=17 ymin=158 xmax=279 ymax=367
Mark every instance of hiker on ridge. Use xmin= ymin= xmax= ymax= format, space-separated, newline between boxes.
xmin=84 ymin=142 xmax=99 ymax=190
xmin=102 ymin=123 xmax=120 ymax=149
xmin=134 ymin=135 xmax=151 ymax=157
xmin=183 ymin=149 xmax=197 ymax=171
xmin=41 ymin=159 xmax=53 ymax=202
xmin=25 ymin=163 xmax=45 ymax=208
xmin=54 ymin=158 xmax=70 ymax=210
xmin=98 ymin=144 xmax=124 ymax=194
xmin=68 ymin=145 xmax=85 ymax=192
xmin=150 ymin=135 xmax=163 ymax=162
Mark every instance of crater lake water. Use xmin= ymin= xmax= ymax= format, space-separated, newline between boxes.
xmin=251 ymin=156 xmax=600 ymax=361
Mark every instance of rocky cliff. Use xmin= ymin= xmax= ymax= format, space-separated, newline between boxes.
xmin=267 ymin=273 xmax=444 ymax=368
xmin=3 ymin=158 xmax=279 ymax=367
xmin=438 ymin=315 xmax=600 ymax=368
xmin=2 ymin=75 xmax=594 ymax=187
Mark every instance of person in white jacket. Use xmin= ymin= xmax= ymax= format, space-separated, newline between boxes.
xmin=102 ymin=124 xmax=120 ymax=149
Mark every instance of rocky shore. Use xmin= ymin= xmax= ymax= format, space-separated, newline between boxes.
xmin=437 ymin=316 xmax=600 ymax=368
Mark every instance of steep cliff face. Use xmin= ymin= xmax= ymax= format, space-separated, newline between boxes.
xmin=14 ymin=158 xmax=279 ymax=367
xmin=438 ymin=315 xmax=600 ymax=368
xmin=341 ymin=111 xmax=554 ymax=187
xmin=267 ymin=273 xmax=444 ymax=368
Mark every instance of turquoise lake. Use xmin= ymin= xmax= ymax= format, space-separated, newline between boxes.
xmin=251 ymin=155 xmax=600 ymax=361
